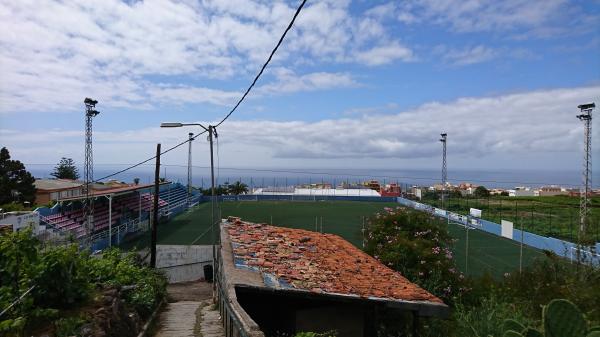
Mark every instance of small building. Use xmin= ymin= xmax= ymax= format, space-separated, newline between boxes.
xmin=536 ymin=186 xmax=568 ymax=197
xmin=508 ymin=187 xmax=536 ymax=197
xmin=34 ymin=179 xmax=85 ymax=204
xmin=217 ymin=217 xmax=448 ymax=337
xmin=380 ymin=183 xmax=401 ymax=197
xmin=0 ymin=211 xmax=40 ymax=234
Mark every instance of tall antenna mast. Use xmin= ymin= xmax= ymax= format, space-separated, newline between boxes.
xmin=440 ymin=133 xmax=447 ymax=209
xmin=83 ymin=98 xmax=100 ymax=247
xmin=187 ymin=132 xmax=193 ymax=207
xmin=576 ymin=102 xmax=594 ymax=236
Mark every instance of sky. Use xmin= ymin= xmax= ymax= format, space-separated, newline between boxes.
xmin=0 ymin=0 xmax=599 ymax=177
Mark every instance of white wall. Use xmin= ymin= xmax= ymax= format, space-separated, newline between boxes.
xmin=0 ymin=212 xmax=40 ymax=234
xmin=155 ymin=245 xmax=214 ymax=283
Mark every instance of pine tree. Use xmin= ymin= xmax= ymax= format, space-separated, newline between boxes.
xmin=0 ymin=147 xmax=36 ymax=205
xmin=50 ymin=157 xmax=79 ymax=180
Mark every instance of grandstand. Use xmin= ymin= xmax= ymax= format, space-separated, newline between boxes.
xmin=36 ymin=182 xmax=197 ymax=247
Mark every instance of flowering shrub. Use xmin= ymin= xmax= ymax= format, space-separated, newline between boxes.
xmin=364 ymin=206 xmax=467 ymax=304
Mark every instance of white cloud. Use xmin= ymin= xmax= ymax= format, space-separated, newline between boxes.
xmin=3 ymin=86 xmax=598 ymax=171
xmin=0 ymin=0 xmax=414 ymax=114
xmin=256 ymin=68 xmax=358 ymax=94
xmin=354 ymin=43 xmax=415 ymax=66
xmin=378 ymin=0 xmax=597 ymax=38
xmin=439 ymin=45 xmax=499 ymax=66
xmin=146 ymin=85 xmax=241 ymax=107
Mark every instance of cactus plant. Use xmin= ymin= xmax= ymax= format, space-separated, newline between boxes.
xmin=544 ymin=299 xmax=587 ymax=337
xmin=521 ymin=328 xmax=543 ymax=337
xmin=504 ymin=319 xmax=526 ymax=334
xmin=503 ymin=299 xmax=600 ymax=337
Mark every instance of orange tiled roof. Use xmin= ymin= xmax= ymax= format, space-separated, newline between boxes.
xmin=225 ymin=217 xmax=443 ymax=304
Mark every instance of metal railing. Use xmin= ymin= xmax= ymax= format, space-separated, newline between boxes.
xmin=0 ymin=285 xmax=36 ymax=318
xmin=215 ymin=249 xmax=252 ymax=337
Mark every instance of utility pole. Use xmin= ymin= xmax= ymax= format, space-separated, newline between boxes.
xmin=576 ymin=103 xmax=594 ymax=236
xmin=83 ymin=98 xmax=100 ymax=248
xmin=208 ymin=126 xmax=217 ymax=283
xmin=440 ymin=133 xmax=448 ymax=209
xmin=187 ymin=132 xmax=193 ymax=208
xmin=151 ymin=143 xmax=161 ymax=268
xmin=159 ymin=122 xmax=217 ymax=281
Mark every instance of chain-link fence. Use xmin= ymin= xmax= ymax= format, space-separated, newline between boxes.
xmin=422 ymin=196 xmax=600 ymax=243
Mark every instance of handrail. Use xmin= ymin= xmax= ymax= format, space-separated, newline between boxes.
xmin=0 ymin=285 xmax=36 ymax=318
xmin=215 ymin=248 xmax=253 ymax=337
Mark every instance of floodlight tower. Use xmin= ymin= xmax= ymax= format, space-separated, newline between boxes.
xmin=440 ymin=133 xmax=448 ymax=208
xmin=83 ymin=98 xmax=100 ymax=247
xmin=576 ymin=103 xmax=594 ymax=235
xmin=187 ymin=132 xmax=193 ymax=207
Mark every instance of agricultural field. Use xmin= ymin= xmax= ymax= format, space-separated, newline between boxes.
xmin=126 ymin=200 xmax=549 ymax=277
xmin=422 ymin=195 xmax=600 ymax=243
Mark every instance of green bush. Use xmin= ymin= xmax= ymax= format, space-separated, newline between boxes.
xmin=0 ymin=230 xmax=167 ymax=335
xmin=364 ymin=206 xmax=467 ymax=304
xmin=88 ymin=248 xmax=167 ymax=317
xmin=33 ymin=245 xmax=92 ymax=308
xmin=453 ymin=294 xmax=533 ymax=337
xmin=55 ymin=315 xmax=88 ymax=337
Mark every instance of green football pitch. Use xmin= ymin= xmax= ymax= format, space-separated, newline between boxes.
xmin=126 ymin=200 xmax=548 ymax=277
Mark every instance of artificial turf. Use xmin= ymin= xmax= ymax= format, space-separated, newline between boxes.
xmin=126 ymin=200 xmax=549 ymax=277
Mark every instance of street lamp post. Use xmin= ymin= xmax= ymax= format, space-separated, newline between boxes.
xmin=160 ymin=122 xmax=217 ymax=282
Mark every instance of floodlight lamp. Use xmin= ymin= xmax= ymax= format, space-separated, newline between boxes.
xmin=578 ymin=103 xmax=595 ymax=111
xmin=84 ymin=97 xmax=98 ymax=106
xmin=577 ymin=114 xmax=591 ymax=121
xmin=441 ymin=133 xmax=447 ymax=137
xmin=160 ymin=122 xmax=183 ymax=128
xmin=86 ymin=109 xmax=100 ymax=117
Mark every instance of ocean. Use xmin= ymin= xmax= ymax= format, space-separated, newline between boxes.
xmin=25 ymin=164 xmax=590 ymax=190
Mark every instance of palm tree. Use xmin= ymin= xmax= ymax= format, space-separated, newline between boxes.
xmin=229 ymin=181 xmax=249 ymax=195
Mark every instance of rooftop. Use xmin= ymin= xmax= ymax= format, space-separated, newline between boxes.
xmin=34 ymin=178 xmax=84 ymax=190
xmin=57 ymin=182 xmax=163 ymax=201
xmin=224 ymin=217 xmax=444 ymax=305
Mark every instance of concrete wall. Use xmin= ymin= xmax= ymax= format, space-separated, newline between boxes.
xmin=156 ymin=245 xmax=213 ymax=283
xmin=0 ymin=212 xmax=40 ymax=234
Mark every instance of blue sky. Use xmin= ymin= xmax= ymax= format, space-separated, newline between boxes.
xmin=0 ymin=0 xmax=599 ymax=175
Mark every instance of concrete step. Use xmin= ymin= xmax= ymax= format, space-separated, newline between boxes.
xmin=155 ymin=301 xmax=201 ymax=337
xmin=199 ymin=301 xmax=225 ymax=337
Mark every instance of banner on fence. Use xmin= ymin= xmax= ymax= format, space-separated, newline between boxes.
xmin=434 ymin=208 xmax=447 ymax=217
xmin=470 ymin=208 xmax=482 ymax=218
xmin=501 ymin=220 xmax=513 ymax=239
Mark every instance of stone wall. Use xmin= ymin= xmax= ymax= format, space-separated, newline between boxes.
xmin=156 ymin=245 xmax=213 ymax=283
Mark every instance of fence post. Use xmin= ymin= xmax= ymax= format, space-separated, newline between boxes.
xmin=549 ymin=206 xmax=553 ymax=237
xmin=531 ymin=204 xmax=534 ymax=234
xmin=499 ymin=198 xmax=502 ymax=220
xmin=570 ymin=207 xmax=573 ymax=242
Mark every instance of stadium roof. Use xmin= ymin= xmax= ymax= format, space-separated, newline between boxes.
xmin=221 ymin=217 xmax=447 ymax=317
xmin=57 ymin=182 xmax=170 ymax=201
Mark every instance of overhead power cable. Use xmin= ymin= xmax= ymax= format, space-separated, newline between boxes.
xmin=93 ymin=130 xmax=208 ymax=182
xmin=215 ymin=0 xmax=307 ymax=128
xmin=88 ymin=0 xmax=307 ymax=183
